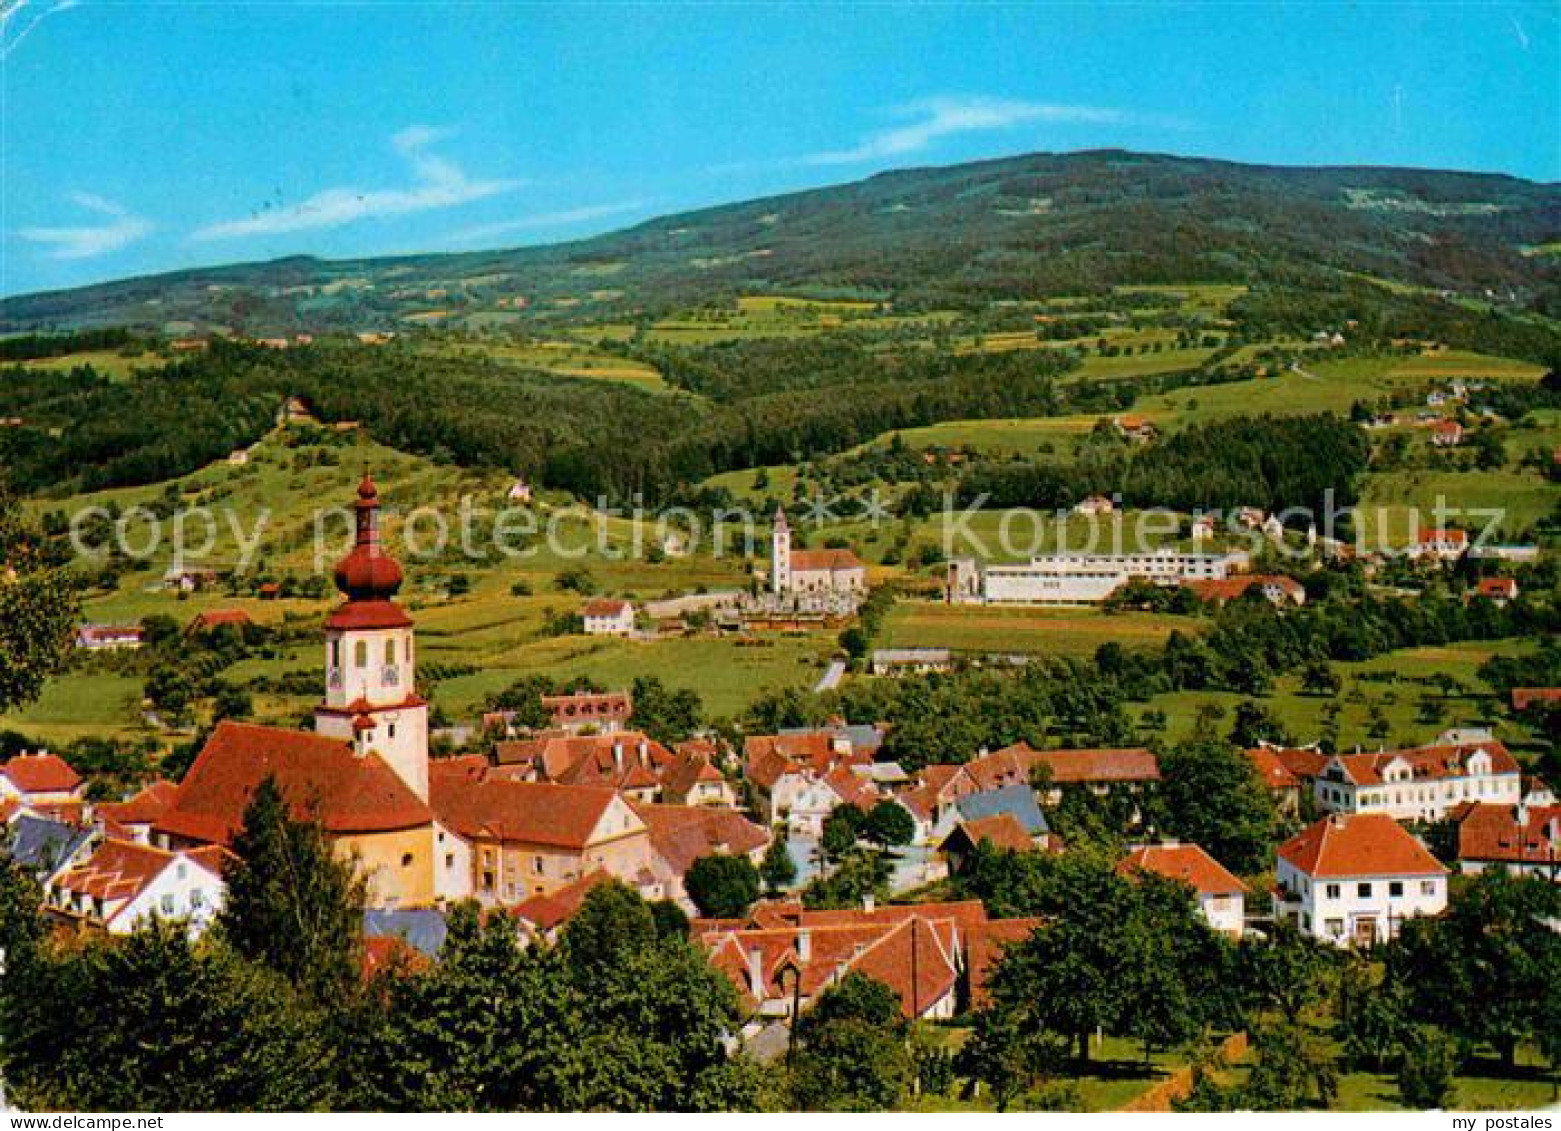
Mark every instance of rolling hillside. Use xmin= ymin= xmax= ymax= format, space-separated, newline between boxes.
xmin=4 ymin=149 xmax=1559 ymax=335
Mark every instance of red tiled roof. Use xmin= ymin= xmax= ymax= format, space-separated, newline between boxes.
xmin=494 ymin=731 xmax=675 ymax=792
xmin=699 ymin=910 xmax=967 ymax=1019
xmin=97 ymin=779 xmax=179 ymax=834
xmin=52 ymin=839 xmax=232 ymax=921
xmin=1 ymin=753 xmax=82 ymax=795
xmin=945 ymin=814 xmax=1035 ymax=855
xmin=976 ymin=743 xmax=1160 ymax=788
xmin=1185 ymin=575 xmax=1304 ymax=604
xmin=1278 ymin=813 xmax=1447 ymax=878
xmin=429 ymin=761 xmax=624 ymax=849
xmin=789 ymin=548 xmax=865 ymax=573
xmin=966 ymin=917 xmax=1043 ymax=1009
xmin=1247 ymin=746 xmax=1301 ymax=791
xmin=1327 ymin=741 xmax=1518 ymax=787
xmin=512 ymin=870 xmax=613 ymax=932
xmin=1512 ymin=688 xmax=1561 ymax=711
xmin=631 ymin=802 xmax=768 ymax=876
xmin=581 ymin=599 xmax=632 ymax=618
xmin=1269 ymin=745 xmax=1330 ymax=781
xmin=1475 ymin=578 xmax=1518 ymax=598
xmin=743 ymin=731 xmax=868 ymax=791
xmin=1119 ymin=843 xmax=1247 ymax=896
xmin=362 ymin=935 xmax=429 ymax=979
xmin=1449 ymin=802 xmax=1561 ymax=867
xmin=156 ymin=721 xmax=431 ymax=844
xmin=1418 ymin=527 xmax=1469 ymax=546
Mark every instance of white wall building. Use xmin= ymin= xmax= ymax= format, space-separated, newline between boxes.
xmin=948 ymin=549 xmax=1250 ymax=605
xmin=581 ymin=599 xmax=636 ymax=637
xmin=44 ymin=840 xmax=230 ymax=937
xmin=1276 ymin=813 xmax=1448 ymax=946
xmin=1314 ymin=741 xmax=1521 ymax=823
xmin=771 ymin=507 xmax=866 ymax=597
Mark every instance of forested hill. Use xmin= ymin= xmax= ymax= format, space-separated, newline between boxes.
xmin=4 ymin=149 xmax=1559 ymax=334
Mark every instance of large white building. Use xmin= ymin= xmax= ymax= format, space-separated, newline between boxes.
xmin=1276 ymin=813 xmax=1448 ymax=946
xmin=1313 ymin=741 xmax=1521 ymax=823
xmin=947 ymin=549 xmax=1249 ymax=605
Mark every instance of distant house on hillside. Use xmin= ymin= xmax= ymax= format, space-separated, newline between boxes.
xmin=74 ymin=624 xmax=144 ymax=651
xmin=581 ymin=599 xmax=635 ymax=636
xmin=1112 ymin=415 xmax=1158 ymax=443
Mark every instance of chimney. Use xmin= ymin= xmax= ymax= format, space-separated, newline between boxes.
xmin=746 ymin=946 xmax=764 ymax=998
xmin=613 ymin=740 xmax=624 ymax=774
xmin=797 ymin=928 xmax=812 ymax=962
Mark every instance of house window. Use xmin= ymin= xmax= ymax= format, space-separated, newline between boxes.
xmin=1325 ymin=883 xmax=1340 ymax=899
xmin=1420 ymin=880 xmax=1437 ymax=896
xmin=1325 ymin=919 xmax=1344 ymax=937
xmin=355 ymin=640 xmax=368 ymax=668
xmin=1389 ymin=881 xmax=1404 ymax=897
xmin=385 ymin=639 xmax=396 ymax=665
xmin=445 ymin=854 xmax=455 ymax=869
xmin=389 ymin=724 xmax=397 ymax=739
xmin=190 ymin=890 xmax=205 ymax=909
xmin=160 ymin=894 xmax=175 ymax=915
xmin=1357 ymin=882 xmax=1372 ymax=898
xmin=532 ymin=857 xmax=545 ymax=875
xmin=401 ymin=853 xmax=413 ymax=868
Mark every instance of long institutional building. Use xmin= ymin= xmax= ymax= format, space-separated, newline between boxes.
xmin=947 ymin=548 xmax=1250 ymax=605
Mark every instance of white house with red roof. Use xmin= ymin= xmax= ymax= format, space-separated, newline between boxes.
xmin=0 ymin=753 xmax=84 ymax=807
xmin=1118 ymin=842 xmax=1247 ymax=936
xmin=744 ymin=730 xmax=876 ymax=834
xmin=1414 ymin=527 xmax=1469 ymax=562
xmin=1275 ymin=813 xmax=1448 ymax=946
xmin=581 ymin=599 xmax=635 ymax=636
xmin=1313 ymin=740 xmax=1521 ymax=822
xmin=43 ymin=839 xmax=233 ymax=936
xmin=73 ymin=624 xmax=144 ymax=651
xmin=1445 ymin=801 xmax=1561 ymax=882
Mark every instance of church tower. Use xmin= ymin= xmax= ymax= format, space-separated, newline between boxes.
xmin=315 ymin=474 xmax=429 ymax=802
xmin=771 ymin=505 xmax=791 ymax=595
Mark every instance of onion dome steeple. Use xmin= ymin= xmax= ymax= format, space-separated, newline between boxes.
xmin=334 ymin=473 xmax=404 ymax=601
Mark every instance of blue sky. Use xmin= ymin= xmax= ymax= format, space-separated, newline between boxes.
xmin=2 ymin=1 xmax=1557 ymax=296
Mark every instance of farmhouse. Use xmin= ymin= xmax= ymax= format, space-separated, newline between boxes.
xmin=1184 ymin=574 xmax=1306 ymax=607
xmin=1474 ymin=577 xmax=1519 ymax=604
xmin=1313 ymin=740 xmax=1521 ymax=822
xmin=1415 ymin=527 xmax=1469 ymax=562
xmin=73 ymin=624 xmax=144 ymax=651
xmin=1275 ymin=813 xmax=1447 ymax=946
xmin=1429 ymin=418 xmax=1464 ymax=447
xmin=581 ymin=598 xmax=635 ymax=636
xmin=1112 ymin=414 xmax=1158 ymax=443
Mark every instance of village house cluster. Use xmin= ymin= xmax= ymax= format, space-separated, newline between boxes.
xmin=6 ymin=479 xmax=1555 ymax=1039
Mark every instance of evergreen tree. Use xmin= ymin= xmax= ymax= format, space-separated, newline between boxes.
xmin=219 ymin=775 xmax=366 ymax=1001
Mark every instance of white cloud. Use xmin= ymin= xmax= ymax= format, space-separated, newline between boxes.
xmin=1 ymin=0 xmax=82 ymax=62
xmin=803 ymin=96 xmax=1131 ymax=166
xmin=449 ymin=201 xmax=646 ymax=245
xmin=191 ymin=127 xmax=520 ymax=241
xmin=17 ymin=191 xmax=151 ymax=260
